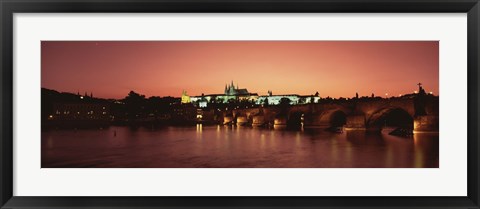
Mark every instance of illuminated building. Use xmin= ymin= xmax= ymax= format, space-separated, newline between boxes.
xmin=198 ymin=97 xmax=208 ymax=108
xmin=185 ymin=81 xmax=320 ymax=107
xmin=225 ymin=81 xmax=249 ymax=96
xmin=181 ymin=90 xmax=191 ymax=104
xmin=256 ymin=94 xmax=320 ymax=105
xmin=189 ymin=81 xmax=258 ymax=107
xmin=49 ymin=103 xmax=110 ymax=121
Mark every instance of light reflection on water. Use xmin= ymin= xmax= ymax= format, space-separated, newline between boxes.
xmin=41 ymin=125 xmax=439 ymax=168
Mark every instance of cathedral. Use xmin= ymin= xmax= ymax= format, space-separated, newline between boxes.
xmin=224 ymin=81 xmax=250 ymax=96
xmin=184 ymin=81 xmax=258 ymax=105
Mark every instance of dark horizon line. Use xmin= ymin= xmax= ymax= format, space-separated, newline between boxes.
xmin=41 ymin=87 xmax=438 ymax=101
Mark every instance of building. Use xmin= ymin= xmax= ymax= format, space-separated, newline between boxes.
xmin=46 ymin=102 xmax=111 ymax=128
xmin=198 ymin=97 xmax=208 ymax=108
xmin=181 ymin=90 xmax=191 ymax=104
xmin=187 ymin=81 xmax=258 ymax=107
xmin=256 ymin=94 xmax=320 ymax=105
xmin=172 ymin=104 xmax=197 ymax=122
xmin=183 ymin=81 xmax=320 ymax=107
xmin=49 ymin=103 xmax=110 ymax=121
xmin=225 ymin=81 xmax=249 ymax=96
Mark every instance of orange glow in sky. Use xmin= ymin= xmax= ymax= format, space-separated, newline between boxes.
xmin=41 ymin=41 xmax=438 ymax=99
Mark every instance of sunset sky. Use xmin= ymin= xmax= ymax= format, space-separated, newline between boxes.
xmin=41 ymin=41 xmax=438 ymax=99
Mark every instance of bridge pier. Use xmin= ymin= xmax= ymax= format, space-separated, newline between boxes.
xmin=223 ymin=116 xmax=233 ymax=125
xmin=252 ymin=115 xmax=265 ymax=127
xmin=414 ymin=115 xmax=439 ymax=132
xmin=274 ymin=116 xmax=287 ymax=127
xmin=344 ymin=115 xmax=366 ymax=130
xmin=236 ymin=116 xmax=248 ymax=126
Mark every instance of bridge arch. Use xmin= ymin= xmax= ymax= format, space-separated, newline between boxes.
xmin=367 ymin=107 xmax=414 ymax=130
xmin=302 ymin=108 xmax=349 ymax=128
xmin=287 ymin=111 xmax=306 ymax=128
xmin=330 ymin=110 xmax=347 ymax=127
xmin=316 ymin=109 xmax=349 ymax=129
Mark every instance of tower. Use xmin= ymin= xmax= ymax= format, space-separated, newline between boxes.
xmin=181 ymin=90 xmax=191 ymax=104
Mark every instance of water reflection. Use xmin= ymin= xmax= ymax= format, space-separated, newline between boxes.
xmin=41 ymin=126 xmax=439 ymax=168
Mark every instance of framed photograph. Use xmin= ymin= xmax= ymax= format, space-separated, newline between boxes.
xmin=1 ymin=0 xmax=479 ymax=208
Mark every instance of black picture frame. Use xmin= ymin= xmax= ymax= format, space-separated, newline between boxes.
xmin=1 ymin=0 xmax=479 ymax=208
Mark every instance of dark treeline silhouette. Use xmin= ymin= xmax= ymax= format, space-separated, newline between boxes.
xmin=113 ymin=91 xmax=179 ymax=124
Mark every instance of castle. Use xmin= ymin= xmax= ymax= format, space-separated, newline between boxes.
xmin=182 ymin=81 xmax=320 ymax=108
xmin=224 ymin=81 xmax=250 ymax=96
xmin=182 ymin=81 xmax=258 ymax=106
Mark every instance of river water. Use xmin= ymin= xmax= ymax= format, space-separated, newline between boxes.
xmin=41 ymin=125 xmax=439 ymax=168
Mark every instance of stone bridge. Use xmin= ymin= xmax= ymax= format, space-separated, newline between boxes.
xmin=229 ymin=95 xmax=439 ymax=132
